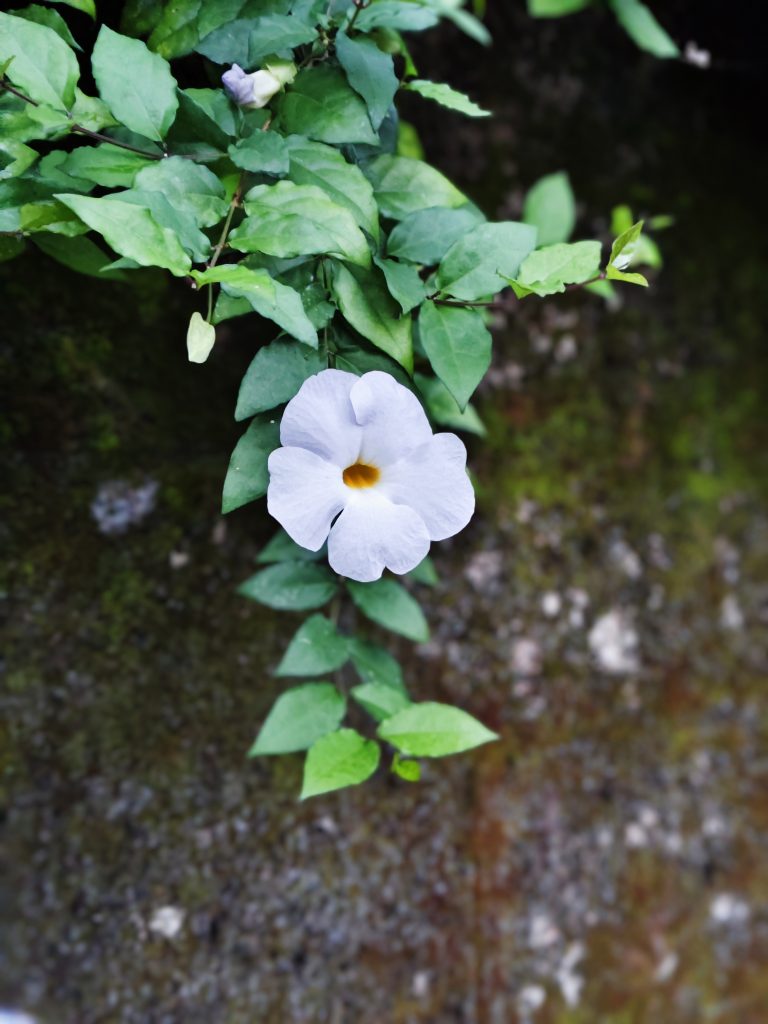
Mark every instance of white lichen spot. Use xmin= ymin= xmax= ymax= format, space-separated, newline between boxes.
xmin=528 ymin=911 xmax=560 ymax=950
xmin=148 ymin=905 xmax=185 ymax=939
xmin=655 ymin=951 xmax=679 ymax=982
xmin=511 ymin=637 xmax=543 ymax=676
xmin=684 ymin=41 xmax=711 ymax=68
xmin=556 ymin=942 xmax=585 ymax=1007
xmin=411 ymin=971 xmax=430 ymax=998
xmin=709 ymin=893 xmax=750 ymax=925
xmin=720 ymin=594 xmax=744 ymax=631
xmin=517 ymin=984 xmax=546 ymax=1016
xmin=541 ymin=591 xmax=562 ymax=617
xmin=588 ymin=610 xmax=640 ymax=674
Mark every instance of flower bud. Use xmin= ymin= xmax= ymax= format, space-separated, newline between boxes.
xmin=221 ymin=63 xmax=284 ymax=109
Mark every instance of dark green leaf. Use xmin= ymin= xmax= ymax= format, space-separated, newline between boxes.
xmin=301 ymin=728 xmax=380 ymax=798
xmin=33 ymin=233 xmax=128 ymax=279
xmin=418 ymin=301 xmax=491 ymax=409
xmin=347 ymin=578 xmax=429 ymax=642
xmin=407 ymin=555 xmax=439 ymax=586
xmin=331 ymin=262 xmax=413 ymax=372
xmin=222 ymin=415 xmax=280 ymax=513
xmin=134 ymin=157 xmax=228 ymax=228
xmin=286 ymin=136 xmax=379 ymax=239
xmin=386 ymin=204 xmax=484 ymax=265
xmin=278 ymin=67 xmax=379 ymax=145
xmin=608 ymin=0 xmax=679 ymax=57
xmin=250 ymin=682 xmax=346 ymax=755
xmin=349 ymin=638 xmax=406 ymax=690
xmin=257 ymin=528 xmax=323 ymax=564
xmin=239 ymin=562 xmax=338 ymax=610
xmin=196 ymin=14 xmax=317 ymax=67
xmin=437 ymin=221 xmax=537 ymax=300
xmin=362 ymin=154 xmax=466 ymax=220
xmin=351 ymin=682 xmax=410 ymax=721
xmin=58 ymin=144 xmax=155 ymax=188
xmin=415 ymin=372 xmax=486 ymax=436
xmin=229 ymin=131 xmax=290 ymax=174
xmin=236 ymin=337 xmax=326 ymax=420
xmin=374 ymin=255 xmax=426 ymax=313
xmin=0 ymin=11 xmax=79 ymax=110
xmin=276 ymin=614 xmax=350 ymax=676
xmin=336 ymin=31 xmax=398 ymax=130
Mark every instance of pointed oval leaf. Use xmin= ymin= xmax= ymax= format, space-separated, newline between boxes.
xmin=239 ymin=562 xmax=338 ymax=611
xmin=522 ymin=171 xmax=575 ymax=247
xmin=347 ymin=578 xmax=429 ymax=642
xmin=405 ymin=79 xmax=490 ymax=118
xmin=222 ymin=415 xmax=280 ymax=513
xmin=276 ymin=614 xmax=349 ymax=677
xmin=250 ymin=682 xmax=346 ymax=755
xmin=278 ymin=67 xmax=378 ymax=146
xmin=378 ymin=702 xmax=498 ymax=757
xmin=330 ymin=262 xmax=413 ymax=372
xmin=236 ymin=338 xmax=326 ymax=420
xmin=0 ymin=12 xmax=79 ymax=110
xmin=187 ymin=311 xmax=216 ymax=363
xmin=362 ymin=154 xmax=467 ymax=220
xmin=351 ymin=682 xmax=411 ymax=722
xmin=437 ymin=221 xmax=537 ymax=300
xmin=386 ymin=205 xmax=484 ymax=265
xmin=418 ymin=301 xmax=491 ymax=410
xmin=336 ymin=31 xmax=398 ymax=130
xmin=301 ymin=728 xmax=380 ymax=798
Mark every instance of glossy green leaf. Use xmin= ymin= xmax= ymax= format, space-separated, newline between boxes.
xmin=418 ymin=301 xmax=491 ymax=409
xmin=437 ymin=221 xmax=537 ymax=300
xmin=607 ymin=219 xmax=648 ymax=284
xmin=386 ymin=204 xmax=484 ymax=265
xmin=363 ymin=154 xmax=466 ymax=220
xmin=17 ymin=199 xmax=87 ymax=236
xmin=0 ymin=12 xmax=79 ymax=110
xmin=0 ymin=140 xmax=37 ymax=181
xmin=609 ymin=0 xmax=679 ymax=57
xmin=54 ymin=193 xmax=191 ymax=275
xmin=170 ymin=87 xmax=238 ymax=154
xmin=14 ymin=6 xmax=81 ymax=51
xmin=58 ymin=144 xmax=155 ymax=188
xmin=522 ymin=171 xmax=575 ymax=246
xmin=257 ymin=528 xmax=322 ymax=564
xmin=51 ymin=0 xmax=96 ymax=16
xmin=301 ymin=728 xmax=380 ymax=798
xmin=415 ymin=372 xmax=486 ymax=436
xmin=196 ymin=15 xmax=317 ymax=67
xmin=229 ymin=132 xmax=290 ymax=175
xmin=528 ymin=0 xmax=592 ymax=15
xmin=374 ymin=256 xmax=426 ymax=313
xmin=222 ymin=415 xmax=280 ymax=513
xmin=286 ymin=136 xmax=379 ymax=239
xmin=405 ymin=79 xmax=490 ymax=117
xmin=134 ymin=157 xmax=228 ymax=228
xmin=33 ymin=232 xmax=127 ymax=279
xmin=349 ymin=638 xmax=406 ymax=690
xmin=347 ymin=578 xmax=429 ymax=642
xmin=236 ymin=338 xmax=326 ymax=420
xmin=351 ymin=682 xmax=411 ymax=722
xmin=111 ymin=188 xmax=210 ymax=262
xmin=510 ymin=239 xmax=602 ymax=297
xmin=378 ymin=701 xmax=498 ymax=756
xmin=336 ymin=31 xmax=398 ymax=130
xmin=92 ymin=26 xmax=179 ymax=142
xmin=232 ymin=181 xmax=371 ymax=267
xmin=239 ymin=562 xmax=338 ymax=610
xmin=391 ymin=754 xmax=421 ymax=781
xmin=250 ymin=682 xmax=346 ymax=755
xmin=331 ymin=262 xmax=413 ymax=372
xmin=186 ymin=312 xmax=216 ymax=363
xmin=278 ymin=67 xmax=379 ymax=145
xmin=276 ymin=614 xmax=350 ymax=676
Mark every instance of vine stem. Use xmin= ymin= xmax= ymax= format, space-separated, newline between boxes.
xmin=1 ymin=77 xmax=163 ymax=161
xmin=206 ymin=173 xmax=246 ymax=271
xmin=346 ymin=0 xmax=371 ymax=33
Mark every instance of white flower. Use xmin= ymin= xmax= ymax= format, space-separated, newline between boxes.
xmin=221 ymin=63 xmax=283 ymax=109
xmin=267 ymin=370 xmax=475 ymax=582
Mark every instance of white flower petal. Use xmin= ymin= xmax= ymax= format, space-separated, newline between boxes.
xmin=350 ymin=371 xmax=433 ymax=468
xmin=267 ymin=446 xmax=347 ymax=550
xmin=280 ymin=369 xmax=362 ymax=467
xmin=327 ymin=491 xmax=430 ymax=582
xmin=381 ymin=432 xmax=475 ymax=541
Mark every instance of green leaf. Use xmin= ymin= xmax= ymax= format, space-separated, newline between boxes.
xmin=331 ymin=262 xmax=413 ymax=372
xmin=257 ymin=528 xmax=322 ymax=564
xmin=415 ymin=372 xmax=486 ymax=436
xmin=605 ymin=265 xmax=648 ymax=286
xmin=276 ymin=614 xmax=350 ymax=676
xmin=301 ymin=728 xmax=380 ymax=798
xmin=378 ymin=701 xmax=497 ymax=756
xmin=374 ymin=255 xmax=426 ymax=314
xmin=351 ymin=682 xmax=410 ymax=721
xmin=407 ymin=554 xmax=439 ymax=586
xmin=333 ymin=331 xmax=412 ymax=387
xmin=431 ymin=1 xmax=491 ymax=45
xmin=92 ymin=26 xmax=179 ymax=142
xmin=0 ymin=235 xmax=24 ymax=264
xmin=608 ymin=0 xmax=679 ymax=57
xmin=386 ymin=204 xmax=484 ymax=265
xmin=229 ymin=132 xmax=290 ymax=175
xmin=235 ymin=338 xmax=326 ymax=420
xmin=510 ymin=239 xmax=601 ymax=297
xmin=222 ymin=415 xmax=281 ymax=513
xmin=197 ymin=14 xmax=317 ymax=67
xmin=169 ymin=87 xmax=238 ymax=154
xmin=0 ymin=12 xmax=79 ymax=110
xmin=147 ymin=0 xmax=205 ymax=58
xmin=355 ymin=1 xmax=439 ymax=31
xmin=232 ymin=181 xmax=371 ymax=267
xmin=112 ymin=188 xmax=211 ymax=262
xmin=186 ymin=311 xmax=216 ymax=363
xmin=607 ymin=219 xmax=648 ymax=284
xmin=362 ymin=154 xmax=467 ymax=220
xmin=195 ymin=264 xmax=318 ymax=347
xmin=405 ymin=79 xmax=490 ymax=117
xmin=239 ymin=562 xmax=338 ymax=610
xmin=522 ymin=171 xmax=575 ymax=247
xmin=51 ymin=0 xmax=96 ymax=17
xmin=134 ymin=157 xmax=228 ymax=228
xmin=17 ymin=199 xmax=87 ymax=236
xmin=278 ymin=67 xmax=379 ymax=145
xmin=33 ymin=233 xmax=128 ymax=279
xmin=347 ymin=578 xmax=429 ymax=642
xmin=437 ymin=221 xmax=537 ymax=300
xmin=14 ymin=5 xmax=81 ymax=52
xmin=286 ymin=136 xmax=379 ymax=240
xmin=0 ymin=140 xmax=37 ymax=181
xmin=54 ymin=193 xmax=192 ymax=276
xmin=418 ymin=301 xmax=491 ymax=409
xmin=528 ymin=0 xmax=592 ymax=15
xmin=391 ymin=754 xmax=420 ymax=781
xmin=348 ymin=638 xmax=406 ymax=690
xmin=336 ymin=31 xmax=398 ymax=130
xmin=58 ymin=144 xmax=155 ymax=188
xmin=69 ymin=90 xmax=117 ymax=133
xmin=250 ymin=682 xmax=346 ymax=755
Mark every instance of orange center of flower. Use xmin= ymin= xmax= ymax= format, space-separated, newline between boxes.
xmin=343 ymin=461 xmax=380 ymax=489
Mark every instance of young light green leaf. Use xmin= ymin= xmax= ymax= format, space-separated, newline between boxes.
xmin=236 ymin=338 xmax=326 ymax=420
xmin=347 ymin=578 xmax=429 ymax=642
xmin=14 ymin=5 xmax=82 ymax=52
xmin=363 ymin=154 xmax=467 ymax=220
xmin=0 ymin=12 xmax=79 ymax=110
xmin=286 ymin=136 xmax=379 ymax=239
xmin=228 ymin=132 xmax=290 ymax=175
xmin=405 ymin=79 xmax=490 ymax=117
xmin=222 ymin=415 xmax=281 ymax=513
xmin=239 ymin=562 xmax=338 ymax=611
xmin=336 ymin=31 xmax=398 ymax=130
xmin=348 ymin=638 xmax=406 ymax=691
xmin=522 ymin=171 xmax=575 ymax=246
xmin=391 ymin=754 xmax=421 ymax=781
xmin=510 ymin=239 xmax=601 ymax=297
xmin=196 ymin=15 xmax=318 ymax=67
xmin=528 ymin=0 xmax=592 ymax=15
xmin=278 ymin=67 xmax=378 ymax=145
xmin=0 ymin=140 xmax=37 ymax=181
xmin=276 ymin=614 xmax=350 ymax=677
xmin=52 ymin=0 xmax=96 ymax=17
xmin=33 ymin=233 xmax=128 ymax=280
xmin=386 ymin=204 xmax=485 ymax=265
xmin=418 ymin=301 xmax=491 ymax=410
xmin=415 ymin=373 xmax=486 ymax=436
xmin=605 ymin=265 xmax=648 ymax=286
xmin=232 ymin=181 xmax=371 ymax=268
xmin=92 ymin=26 xmax=179 ymax=142
xmin=195 ymin=264 xmax=318 ymax=347
xmin=607 ymin=219 xmax=648 ymax=285
xmin=54 ymin=193 xmax=192 ymax=275
xmin=186 ymin=311 xmax=216 ymax=363
xmin=374 ymin=256 xmax=426 ymax=314
xmin=134 ymin=157 xmax=228 ymax=228
xmin=608 ymin=0 xmax=679 ymax=57
xmin=351 ymin=682 xmax=411 ymax=722
xmin=331 ymin=262 xmax=413 ymax=372
xmin=250 ymin=682 xmax=346 ymax=755
xmin=301 ymin=728 xmax=380 ymax=798
xmin=17 ymin=199 xmax=87 ymax=236
xmin=437 ymin=221 xmax=537 ymax=300
xmin=58 ymin=144 xmax=155 ymax=188
xmin=257 ymin=529 xmax=323 ymax=565
xmin=378 ymin=701 xmax=498 ymax=756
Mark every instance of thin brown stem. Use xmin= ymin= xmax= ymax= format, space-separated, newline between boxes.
xmin=207 ymin=173 xmax=246 ymax=270
xmin=346 ymin=0 xmax=371 ymax=33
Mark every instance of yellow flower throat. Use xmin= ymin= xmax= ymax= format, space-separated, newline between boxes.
xmin=343 ymin=462 xmax=380 ymax=488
